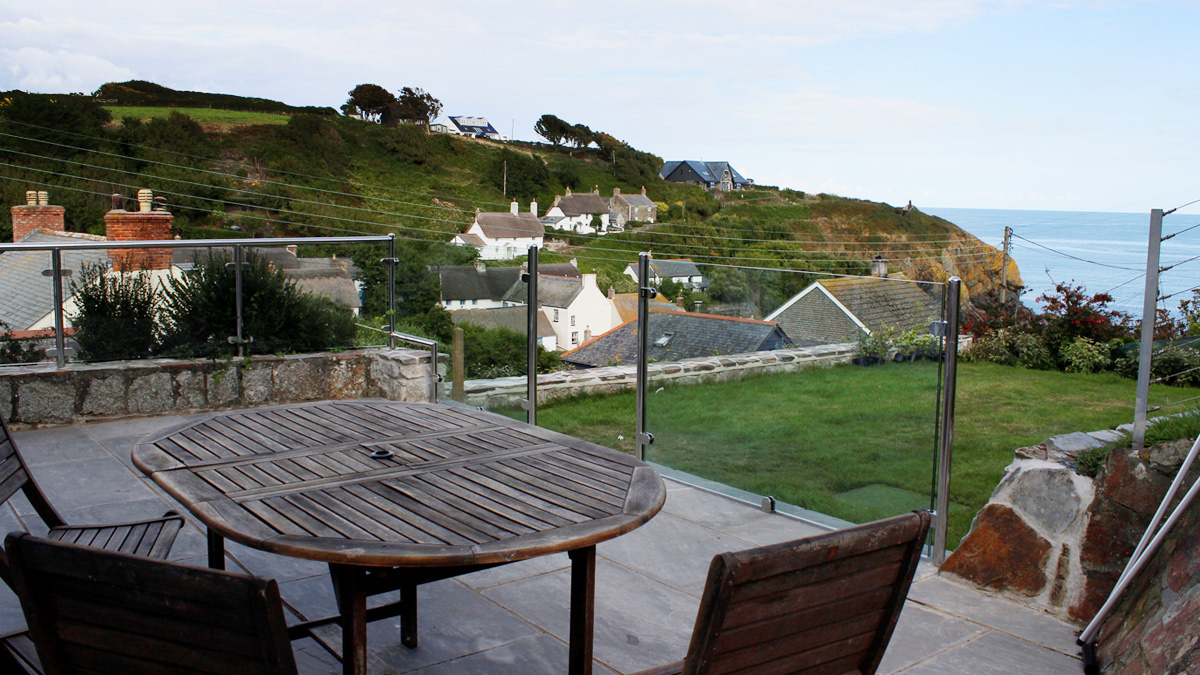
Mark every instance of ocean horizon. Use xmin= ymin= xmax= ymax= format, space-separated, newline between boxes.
xmin=924 ymin=206 xmax=1200 ymax=318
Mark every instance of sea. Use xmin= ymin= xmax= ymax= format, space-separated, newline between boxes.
xmin=923 ymin=207 xmax=1200 ymax=318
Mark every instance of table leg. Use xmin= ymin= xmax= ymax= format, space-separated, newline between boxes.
xmin=568 ymin=546 xmax=596 ymax=675
xmin=331 ymin=565 xmax=368 ymax=675
xmin=206 ymin=529 xmax=224 ymax=570
xmin=401 ymin=580 xmax=418 ymax=648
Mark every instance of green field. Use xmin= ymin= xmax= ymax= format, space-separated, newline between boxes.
xmin=512 ymin=360 xmax=1200 ymax=548
xmin=104 ymin=106 xmax=291 ymax=128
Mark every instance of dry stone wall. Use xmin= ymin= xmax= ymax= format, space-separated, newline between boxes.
xmin=0 ymin=348 xmax=434 ymax=427
xmin=457 ymin=344 xmax=855 ymax=409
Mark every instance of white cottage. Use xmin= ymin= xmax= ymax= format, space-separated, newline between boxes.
xmin=501 ymin=272 xmax=621 ymax=350
xmin=542 ymin=188 xmax=611 ymax=235
xmin=451 ymin=201 xmax=544 ymax=260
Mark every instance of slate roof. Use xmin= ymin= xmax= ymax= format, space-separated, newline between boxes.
xmin=620 ymin=192 xmax=656 ymax=208
xmin=287 ymin=268 xmax=362 ymax=309
xmin=473 ymin=212 xmax=544 ymax=239
xmin=659 ymin=161 xmax=749 ymax=186
xmin=450 ymin=306 xmax=556 ymax=339
xmin=765 ymin=276 xmax=941 ymax=342
xmin=552 ymin=193 xmax=610 ymax=217
xmin=448 ymin=116 xmax=500 ymax=137
xmin=559 ymin=309 xmax=792 ymax=368
xmin=0 ymin=230 xmax=110 ymax=331
xmin=502 ymin=275 xmax=583 ymax=308
xmin=648 ymin=259 xmax=702 ymax=279
xmin=436 ymin=263 xmax=579 ymax=303
xmin=612 ymin=292 xmax=675 ymax=323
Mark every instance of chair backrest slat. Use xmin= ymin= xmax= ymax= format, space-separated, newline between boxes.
xmin=683 ymin=511 xmax=931 ymax=675
xmin=5 ymin=533 xmax=298 ymax=675
xmin=0 ymin=411 xmax=64 ymax=530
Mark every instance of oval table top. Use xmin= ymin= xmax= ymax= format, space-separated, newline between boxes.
xmin=133 ymin=399 xmax=666 ymax=568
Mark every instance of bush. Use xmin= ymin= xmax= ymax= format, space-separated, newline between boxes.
xmin=0 ymin=321 xmax=44 ymax=364
xmin=158 ymin=251 xmax=356 ymax=358
xmin=1062 ymin=337 xmax=1110 ymax=374
xmin=963 ymin=328 xmax=1054 ymax=370
xmin=1115 ymin=345 xmax=1200 ymax=387
xmin=69 ymin=263 xmax=159 ymax=361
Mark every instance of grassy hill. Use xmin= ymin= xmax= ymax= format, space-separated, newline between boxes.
xmin=0 ymin=85 xmax=1010 ymax=308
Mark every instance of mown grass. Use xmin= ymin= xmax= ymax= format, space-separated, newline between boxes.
xmin=105 ymin=106 xmax=292 ymax=128
xmin=512 ymin=360 xmax=1200 ymax=548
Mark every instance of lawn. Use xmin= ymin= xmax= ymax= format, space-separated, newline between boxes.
xmin=104 ymin=106 xmax=291 ymax=129
xmin=515 ymin=360 xmax=1200 ymax=548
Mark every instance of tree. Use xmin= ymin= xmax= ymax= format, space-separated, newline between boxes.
xmin=488 ymin=149 xmax=551 ymax=201
xmin=534 ymin=114 xmax=570 ymax=145
xmin=345 ymin=84 xmax=394 ymax=122
xmin=387 ymin=87 xmax=442 ymax=131
xmin=593 ymin=131 xmax=622 ymax=156
xmin=567 ymin=123 xmax=594 ymax=148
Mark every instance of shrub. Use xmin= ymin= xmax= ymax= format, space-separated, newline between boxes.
xmin=158 ymin=251 xmax=356 ymax=358
xmin=1062 ymin=337 xmax=1110 ymax=374
xmin=1115 ymin=345 xmax=1200 ymax=387
xmin=963 ymin=328 xmax=1053 ymax=370
xmin=0 ymin=321 xmax=44 ymax=364
xmin=69 ymin=263 xmax=159 ymax=361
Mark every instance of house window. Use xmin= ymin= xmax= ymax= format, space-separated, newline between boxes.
xmin=570 ymin=316 xmax=576 ymax=326
xmin=553 ymin=309 xmax=559 ymax=322
xmin=472 ymin=299 xmax=478 ymax=305
xmin=571 ymin=332 xmax=579 ymax=345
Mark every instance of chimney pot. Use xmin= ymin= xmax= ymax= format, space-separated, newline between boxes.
xmin=37 ymin=191 xmax=48 ymax=206
xmin=111 ymin=193 xmax=124 ymax=211
xmin=25 ymin=191 xmax=37 ymax=206
xmin=137 ymin=189 xmax=153 ymax=213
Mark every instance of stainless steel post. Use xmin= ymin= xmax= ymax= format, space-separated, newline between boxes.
xmin=50 ymin=249 xmax=66 ymax=368
xmin=1133 ymin=210 xmax=1163 ymax=449
xmin=635 ymin=253 xmax=652 ymax=461
xmin=526 ymin=245 xmax=539 ymax=426
xmin=387 ymin=234 xmax=397 ymax=350
xmin=233 ymin=244 xmax=245 ymax=359
xmin=933 ymin=277 xmax=961 ymax=565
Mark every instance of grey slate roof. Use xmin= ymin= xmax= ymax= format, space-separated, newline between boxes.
xmin=0 ymin=230 xmax=110 ymax=331
xmin=288 ymin=269 xmax=362 ymax=309
xmin=552 ymin=193 xmax=610 ymax=217
xmin=765 ymin=276 xmax=940 ymax=345
xmin=620 ymin=193 xmax=656 ymax=208
xmin=559 ymin=309 xmax=792 ymax=368
xmin=474 ymin=212 xmax=544 ymax=239
xmin=659 ymin=161 xmax=749 ymax=187
xmin=450 ymin=306 xmax=556 ymax=339
xmin=648 ymin=259 xmax=702 ymax=279
xmin=502 ymin=275 xmax=583 ymax=308
xmin=437 ymin=263 xmax=579 ymax=303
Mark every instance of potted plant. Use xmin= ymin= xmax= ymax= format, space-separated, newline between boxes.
xmin=853 ymin=327 xmax=890 ymax=366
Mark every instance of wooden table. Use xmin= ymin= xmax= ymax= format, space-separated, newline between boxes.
xmin=133 ymin=399 xmax=665 ymax=675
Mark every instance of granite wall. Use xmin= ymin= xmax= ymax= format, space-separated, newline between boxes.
xmin=0 ymin=348 xmax=435 ymax=427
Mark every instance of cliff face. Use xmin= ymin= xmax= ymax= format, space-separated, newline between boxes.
xmin=902 ymin=229 xmax=1022 ymax=308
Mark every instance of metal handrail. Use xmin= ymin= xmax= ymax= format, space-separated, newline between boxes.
xmin=3 ymin=234 xmax=395 ymax=368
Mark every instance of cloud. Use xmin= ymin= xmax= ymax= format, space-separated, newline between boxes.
xmin=0 ymin=47 xmax=134 ymax=93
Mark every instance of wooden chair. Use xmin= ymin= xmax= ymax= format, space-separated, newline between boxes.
xmin=633 ymin=510 xmax=931 ymax=675
xmin=0 ymin=409 xmax=184 ymax=588
xmin=3 ymin=532 xmax=299 ymax=675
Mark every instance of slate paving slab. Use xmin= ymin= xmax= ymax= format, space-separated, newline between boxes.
xmin=908 ymin=575 xmax=1081 ymax=655
xmin=719 ymin=511 xmax=830 ymax=546
xmin=876 ymin=603 xmax=985 ymax=673
xmin=660 ymin=485 xmax=770 ymax=531
xmin=483 ymin=558 xmax=699 ymax=674
xmin=596 ymin=511 xmax=752 ymax=593
xmin=893 ymin=630 xmax=1081 ymax=674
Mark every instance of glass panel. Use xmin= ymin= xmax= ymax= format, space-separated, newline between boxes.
xmin=645 ymin=262 xmax=946 ymax=531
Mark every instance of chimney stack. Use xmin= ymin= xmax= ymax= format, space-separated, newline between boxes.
xmin=871 ymin=255 xmax=888 ymax=278
xmin=641 ymin=186 xmax=647 ymax=195
xmin=104 ymin=189 xmax=174 ymax=271
xmin=510 ymin=200 xmax=519 ymax=216
xmin=607 ymin=285 xmax=615 ymax=300
xmin=613 ymin=187 xmax=621 ymax=197
xmin=530 ymin=200 xmax=538 ymax=218
xmin=474 ymin=259 xmax=486 ymax=273
xmin=11 ymin=190 xmax=65 ymax=241
xmin=676 ymin=292 xmax=685 ymax=310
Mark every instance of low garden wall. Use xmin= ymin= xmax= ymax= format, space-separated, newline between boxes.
xmin=458 ymin=343 xmax=855 ymax=409
xmin=0 ymin=348 xmax=435 ymax=427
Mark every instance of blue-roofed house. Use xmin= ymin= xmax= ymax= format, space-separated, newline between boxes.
xmin=659 ymin=161 xmax=750 ymax=192
xmin=442 ymin=116 xmax=507 ymax=141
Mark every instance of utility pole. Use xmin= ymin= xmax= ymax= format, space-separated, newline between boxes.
xmin=1000 ymin=226 xmax=1012 ymax=313
xmin=502 ymin=161 xmax=507 ymax=199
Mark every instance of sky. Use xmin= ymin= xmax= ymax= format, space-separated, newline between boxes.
xmin=2 ymin=0 xmax=1199 ymax=215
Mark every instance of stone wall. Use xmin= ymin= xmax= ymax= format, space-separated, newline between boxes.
xmin=1096 ymin=471 xmax=1200 ymax=674
xmin=456 ymin=344 xmax=855 ymax=409
xmin=0 ymin=348 xmax=434 ymax=427
xmin=941 ymin=421 xmax=1200 ymax=651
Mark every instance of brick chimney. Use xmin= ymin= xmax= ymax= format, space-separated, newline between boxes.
xmin=104 ymin=189 xmax=174 ymax=271
xmin=11 ymin=190 xmax=65 ymax=241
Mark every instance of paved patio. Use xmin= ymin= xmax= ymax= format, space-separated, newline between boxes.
xmin=1 ymin=411 xmax=1084 ymax=674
